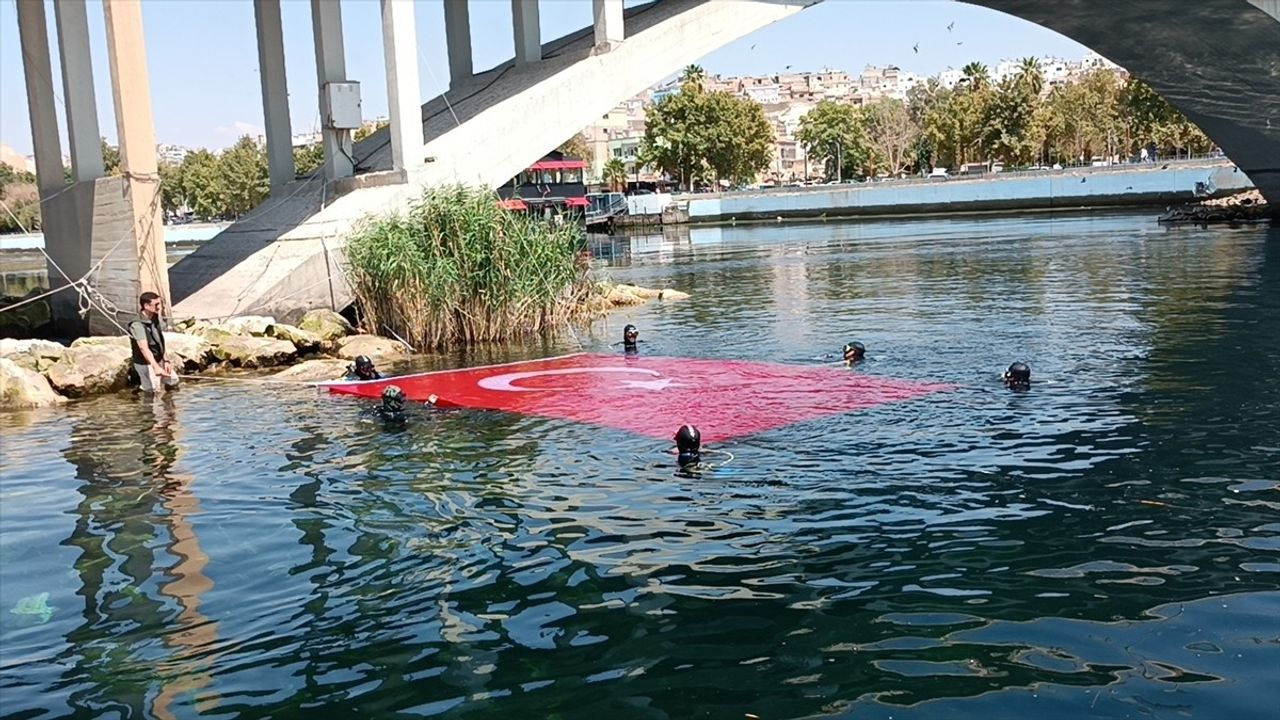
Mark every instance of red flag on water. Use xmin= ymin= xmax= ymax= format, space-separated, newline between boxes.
xmin=326 ymin=353 xmax=949 ymax=442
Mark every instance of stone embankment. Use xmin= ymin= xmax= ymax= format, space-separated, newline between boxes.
xmin=1 ymin=309 xmax=405 ymax=409
xmin=1158 ymin=189 xmax=1273 ymax=224
xmin=0 ymin=283 xmax=690 ymax=410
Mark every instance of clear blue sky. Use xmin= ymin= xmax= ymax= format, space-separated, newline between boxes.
xmin=0 ymin=0 xmax=1089 ymax=157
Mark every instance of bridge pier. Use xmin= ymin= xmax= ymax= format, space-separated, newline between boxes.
xmin=255 ymin=0 xmax=294 ymax=194
xmin=16 ymin=0 xmax=167 ymax=335
xmin=54 ymin=0 xmax=105 ymax=183
xmin=381 ymin=0 xmax=424 ymax=174
xmin=311 ymin=0 xmax=354 ymax=182
xmin=512 ymin=0 xmax=541 ymax=65
xmin=593 ymin=0 xmax=625 ymax=49
xmin=444 ymin=0 xmax=473 ymax=87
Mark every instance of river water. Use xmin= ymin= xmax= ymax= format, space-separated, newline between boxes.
xmin=2 ymin=212 xmax=1277 ymax=719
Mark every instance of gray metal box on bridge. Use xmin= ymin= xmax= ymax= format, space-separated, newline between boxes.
xmin=321 ymin=82 xmax=362 ymax=129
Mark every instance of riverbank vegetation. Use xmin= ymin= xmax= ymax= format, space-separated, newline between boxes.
xmin=643 ymin=62 xmax=1214 ymax=186
xmin=343 ymin=185 xmax=597 ymax=350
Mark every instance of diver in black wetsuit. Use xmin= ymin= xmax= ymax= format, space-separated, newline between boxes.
xmin=615 ymin=324 xmax=642 ymax=354
xmin=674 ymin=424 xmax=702 ymax=468
xmin=364 ymin=385 xmax=408 ymax=426
xmin=842 ymin=341 xmax=865 ymax=364
xmin=346 ymin=355 xmax=383 ymax=381
xmin=1003 ymin=361 xmax=1031 ymax=391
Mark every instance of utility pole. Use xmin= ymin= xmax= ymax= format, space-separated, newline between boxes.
xmin=836 ymin=140 xmax=843 ymax=183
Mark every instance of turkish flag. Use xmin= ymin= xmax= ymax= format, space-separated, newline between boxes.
xmin=326 ymin=353 xmax=949 ymax=442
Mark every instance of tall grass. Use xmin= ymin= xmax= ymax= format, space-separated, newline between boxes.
xmin=343 ymin=185 xmax=596 ymax=349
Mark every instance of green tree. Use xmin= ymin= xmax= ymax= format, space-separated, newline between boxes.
xmin=101 ymin=138 xmax=120 ymax=175
xmin=0 ymin=162 xmax=41 ymax=232
xmin=680 ymin=64 xmax=706 ymax=90
xmin=293 ymin=143 xmax=325 ymax=177
xmin=1016 ymin=57 xmax=1044 ymax=96
xmin=178 ymin=149 xmax=223 ymax=220
xmin=703 ymin=92 xmax=774 ymax=185
xmin=218 ymin=136 xmax=269 ymax=218
xmin=640 ymin=87 xmax=709 ymax=189
xmin=157 ymin=159 xmax=186 ymax=216
xmin=603 ymin=157 xmax=628 ymax=191
xmin=983 ymin=75 xmax=1041 ymax=165
xmin=960 ymin=62 xmax=991 ymax=91
xmin=796 ymin=100 xmax=871 ymax=181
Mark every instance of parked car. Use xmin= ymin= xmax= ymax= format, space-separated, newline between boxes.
xmin=928 ymin=167 xmax=950 ymax=179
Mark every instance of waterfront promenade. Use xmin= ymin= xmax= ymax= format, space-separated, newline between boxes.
xmin=678 ymin=158 xmax=1252 ymax=223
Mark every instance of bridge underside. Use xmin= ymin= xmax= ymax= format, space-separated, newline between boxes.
xmin=168 ymin=0 xmax=1280 ymax=322
xmin=168 ymin=0 xmax=816 ymax=320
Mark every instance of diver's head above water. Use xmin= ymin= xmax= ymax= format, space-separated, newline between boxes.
xmin=674 ymin=424 xmax=701 ymax=467
xmin=623 ymin=324 xmax=639 ymax=347
xmin=1003 ymin=361 xmax=1031 ymax=389
xmin=352 ymin=355 xmax=379 ymax=380
xmin=381 ymin=385 xmax=406 ymax=411
xmin=842 ymin=341 xmax=865 ymax=363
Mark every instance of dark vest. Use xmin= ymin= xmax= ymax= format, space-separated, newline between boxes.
xmin=129 ymin=316 xmax=166 ymax=365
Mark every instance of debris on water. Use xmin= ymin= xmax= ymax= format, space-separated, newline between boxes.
xmin=10 ymin=592 xmax=54 ymax=624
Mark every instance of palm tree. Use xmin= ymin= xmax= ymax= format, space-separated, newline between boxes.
xmin=1016 ymin=56 xmax=1044 ymax=96
xmin=960 ymin=61 xmax=990 ymax=91
xmin=603 ymin=157 xmax=629 ymax=192
xmin=680 ymin=64 xmax=706 ymax=90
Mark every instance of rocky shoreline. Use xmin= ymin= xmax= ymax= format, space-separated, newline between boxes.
xmin=0 ymin=283 xmax=688 ymax=410
xmin=1157 ymin=189 xmax=1274 ymax=225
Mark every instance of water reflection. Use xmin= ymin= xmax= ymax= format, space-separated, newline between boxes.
xmin=2 ymin=213 xmax=1278 ymax=719
xmin=54 ymin=394 xmax=222 ymax=718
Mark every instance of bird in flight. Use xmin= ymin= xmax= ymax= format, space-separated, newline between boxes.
xmin=947 ymin=21 xmax=955 ymax=31
xmin=913 ymin=43 xmax=919 ymax=53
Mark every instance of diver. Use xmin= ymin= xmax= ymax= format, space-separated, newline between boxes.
xmin=615 ymin=324 xmax=642 ymax=354
xmin=842 ymin=341 xmax=866 ymax=364
xmin=674 ymin=424 xmax=702 ymax=469
xmin=1003 ymin=361 xmax=1031 ymax=390
xmin=363 ymin=385 xmax=408 ymax=426
xmin=346 ymin=355 xmax=382 ymax=381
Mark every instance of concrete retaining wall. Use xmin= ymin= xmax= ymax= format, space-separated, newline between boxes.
xmin=686 ymin=162 xmax=1253 ymax=223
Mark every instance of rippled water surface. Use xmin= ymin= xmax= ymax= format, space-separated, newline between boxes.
xmin=2 ymin=212 xmax=1278 ymax=720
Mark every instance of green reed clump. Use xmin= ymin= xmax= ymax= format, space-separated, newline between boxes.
xmin=343 ymin=185 xmax=596 ymax=349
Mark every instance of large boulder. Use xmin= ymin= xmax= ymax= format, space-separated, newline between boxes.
xmin=272 ymin=358 xmax=352 ymax=382
xmin=70 ymin=335 xmax=131 ymax=348
xmin=210 ymin=336 xmax=297 ymax=368
xmin=221 ymin=315 xmax=276 ymax=336
xmin=298 ymin=309 xmax=353 ymax=341
xmin=605 ymin=284 xmax=646 ymax=307
xmin=165 ymin=333 xmax=213 ymax=372
xmin=0 ymin=357 xmax=67 ymax=409
xmin=335 ymin=334 xmax=407 ymax=360
xmin=188 ymin=323 xmax=239 ymax=345
xmin=266 ymin=323 xmax=325 ymax=354
xmin=44 ymin=343 xmax=133 ymax=397
xmin=0 ymin=339 xmax=67 ymax=373
xmin=659 ymin=289 xmax=690 ymax=301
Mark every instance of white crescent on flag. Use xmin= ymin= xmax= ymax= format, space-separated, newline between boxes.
xmin=477 ymin=367 xmax=684 ymax=392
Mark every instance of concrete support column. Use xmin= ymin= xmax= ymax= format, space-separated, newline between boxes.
xmin=255 ymin=0 xmax=294 ymax=192
xmin=54 ymin=0 xmax=105 ymax=182
xmin=15 ymin=0 xmax=66 ymax=196
xmin=512 ymin=0 xmax=541 ymax=66
xmin=311 ymin=0 xmax=353 ymax=181
xmin=103 ymin=0 xmax=169 ymax=305
xmin=443 ymin=0 xmax=473 ymax=86
xmin=381 ymin=0 xmax=423 ymax=173
xmin=592 ymin=0 xmax=623 ymax=48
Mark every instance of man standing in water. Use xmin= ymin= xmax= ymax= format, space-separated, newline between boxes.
xmin=129 ymin=292 xmax=179 ymax=393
